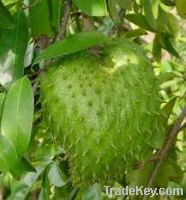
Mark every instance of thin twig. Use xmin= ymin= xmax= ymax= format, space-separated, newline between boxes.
xmin=57 ymin=0 xmax=72 ymax=40
xmin=143 ymin=107 xmax=186 ymax=200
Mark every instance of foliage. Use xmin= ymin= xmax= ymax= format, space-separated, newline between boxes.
xmin=0 ymin=0 xmax=185 ymax=199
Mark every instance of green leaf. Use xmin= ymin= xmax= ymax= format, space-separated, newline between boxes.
xmin=29 ymin=0 xmax=54 ymax=39
xmin=34 ymin=31 xmax=108 ymax=64
xmin=107 ymin=0 xmax=122 ymax=24
xmin=125 ymin=28 xmax=147 ymax=38
xmin=161 ymin=34 xmax=180 ymax=58
xmin=142 ymin=0 xmax=158 ymax=30
xmin=0 ymin=134 xmax=28 ymax=175
xmin=39 ymin=167 xmax=50 ymax=200
xmin=76 ymin=183 xmax=102 ymax=200
xmin=48 ymin=162 xmax=68 ymax=187
xmin=176 ymin=0 xmax=186 ymax=18
xmin=82 ymin=184 xmax=102 ymax=200
xmin=8 ymin=167 xmax=45 ymax=200
xmin=0 ymin=93 xmax=5 ymax=119
xmin=118 ymin=0 xmax=133 ymax=10
xmin=157 ymin=72 xmax=180 ymax=84
xmin=162 ymin=97 xmax=177 ymax=122
xmin=51 ymin=0 xmax=62 ymax=32
xmin=73 ymin=0 xmax=107 ymax=16
xmin=125 ymin=14 xmax=153 ymax=31
xmin=157 ymin=9 xmax=179 ymax=36
xmin=1 ymin=77 xmax=34 ymax=157
xmin=152 ymin=33 xmax=162 ymax=61
xmin=0 ymin=0 xmax=15 ymax=29
xmin=0 ymin=10 xmax=28 ymax=88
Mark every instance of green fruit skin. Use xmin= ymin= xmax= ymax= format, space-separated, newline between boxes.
xmin=41 ymin=38 xmax=164 ymax=186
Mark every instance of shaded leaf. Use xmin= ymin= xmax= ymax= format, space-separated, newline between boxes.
xmin=8 ymin=167 xmax=45 ymax=200
xmin=51 ymin=0 xmax=62 ymax=32
xmin=48 ymin=162 xmax=68 ymax=187
xmin=0 ymin=134 xmax=28 ymax=175
xmin=29 ymin=0 xmax=54 ymax=39
xmin=1 ymin=77 xmax=34 ymax=157
xmin=176 ymin=0 xmax=186 ymax=18
xmin=0 ymin=10 xmax=28 ymax=87
xmin=76 ymin=183 xmax=101 ymax=200
xmin=118 ymin=0 xmax=133 ymax=10
xmin=157 ymin=9 xmax=179 ymax=36
xmin=107 ymin=0 xmax=122 ymax=24
xmin=39 ymin=167 xmax=50 ymax=200
xmin=0 ymin=0 xmax=15 ymax=29
xmin=125 ymin=28 xmax=147 ymax=38
xmin=125 ymin=14 xmax=153 ymax=31
xmin=152 ymin=34 xmax=162 ymax=61
xmin=162 ymin=97 xmax=177 ymax=122
xmin=142 ymin=0 xmax=158 ymax=30
xmin=157 ymin=72 xmax=180 ymax=84
xmin=0 ymin=93 xmax=5 ymax=119
xmin=73 ymin=0 xmax=107 ymax=16
xmin=34 ymin=31 xmax=108 ymax=64
xmin=161 ymin=34 xmax=180 ymax=58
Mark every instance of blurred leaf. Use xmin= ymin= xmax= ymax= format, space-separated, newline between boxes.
xmin=73 ymin=0 xmax=107 ymax=16
xmin=157 ymin=72 xmax=180 ymax=84
xmin=125 ymin=28 xmax=147 ymax=38
xmin=107 ymin=0 xmax=121 ymax=24
xmin=157 ymin=9 xmax=179 ymax=36
xmin=176 ymin=0 xmax=186 ymax=18
xmin=8 ymin=167 xmax=45 ymax=200
xmin=51 ymin=0 xmax=62 ymax=32
xmin=125 ymin=14 xmax=153 ymax=31
xmin=77 ymin=183 xmax=102 ymax=200
xmin=161 ymin=0 xmax=175 ymax=6
xmin=152 ymin=33 xmax=162 ymax=61
xmin=34 ymin=31 xmax=108 ymax=64
xmin=0 ymin=0 xmax=15 ymax=29
xmin=162 ymin=97 xmax=177 ymax=122
xmin=142 ymin=0 xmax=158 ymax=30
xmin=0 ymin=134 xmax=28 ymax=175
xmin=127 ymin=164 xmax=153 ymax=187
xmin=1 ymin=77 xmax=34 ymax=157
xmin=29 ymin=0 xmax=54 ymax=39
xmin=8 ymin=183 xmax=30 ymax=200
xmin=39 ymin=167 xmax=50 ymax=200
xmin=0 ymin=10 xmax=28 ymax=88
xmin=48 ymin=162 xmax=68 ymax=187
xmin=161 ymin=34 xmax=180 ymax=58
xmin=118 ymin=0 xmax=133 ymax=10
xmin=0 ymin=93 xmax=5 ymax=119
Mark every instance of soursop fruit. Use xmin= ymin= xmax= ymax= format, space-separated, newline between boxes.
xmin=41 ymin=38 xmax=164 ymax=186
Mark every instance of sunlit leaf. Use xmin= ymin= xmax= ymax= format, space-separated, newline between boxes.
xmin=0 ymin=134 xmax=28 ymax=175
xmin=73 ymin=0 xmax=107 ymax=16
xmin=0 ymin=10 xmax=28 ymax=88
xmin=1 ymin=77 xmax=34 ymax=157
xmin=34 ymin=31 xmax=108 ymax=64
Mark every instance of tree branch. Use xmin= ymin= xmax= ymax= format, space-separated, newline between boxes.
xmin=57 ymin=0 xmax=72 ymax=40
xmin=143 ymin=107 xmax=186 ymax=200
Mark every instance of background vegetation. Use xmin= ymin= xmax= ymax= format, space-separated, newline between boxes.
xmin=0 ymin=0 xmax=186 ymax=199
